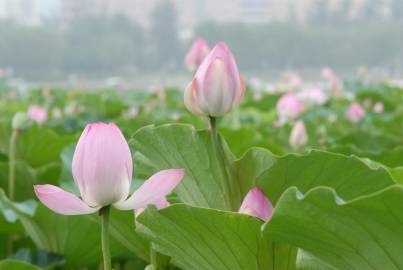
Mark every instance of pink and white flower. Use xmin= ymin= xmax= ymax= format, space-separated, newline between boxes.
xmin=34 ymin=122 xmax=185 ymax=215
xmin=27 ymin=105 xmax=47 ymax=124
xmin=185 ymin=37 xmax=210 ymax=72
xmin=346 ymin=102 xmax=365 ymax=123
xmin=184 ymin=42 xmax=245 ymax=117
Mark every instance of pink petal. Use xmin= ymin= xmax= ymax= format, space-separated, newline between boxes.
xmin=134 ymin=197 xmax=170 ymax=218
xmin=239 ymin=187 xmax=273 ymax=222
xmin=33 ymin=184 xmax=99 ymax=215
xmin=114 ymin=169 xmax=185 ymax=210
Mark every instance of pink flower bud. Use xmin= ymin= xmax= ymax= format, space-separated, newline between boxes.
xmin=239 ymin=187 xmax=273 ymax=222
xmin=34 ymin=122 xmax=185 ymax=215
xmin=373 ymin=102 xmax=384 ymax=113
xmin=289 ymin=120 xmax=308 ymax=150
xmin=276 ymin=93 xmax=305 ymax=121
xmin=27 ymin=105 xmax=48 ymax=124
xmin=347 ymin=102 xmax=365 ymax=123
xmin=321 ymin=67 xmax=334 ymax=79
xmin=184 ymin=42 xmax=245 ymax=117
xmin=185 ymin=37 xmax=210 ymax=72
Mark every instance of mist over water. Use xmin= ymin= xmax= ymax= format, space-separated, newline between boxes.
xmin=0 ymin=0 xmax=402 ymax=89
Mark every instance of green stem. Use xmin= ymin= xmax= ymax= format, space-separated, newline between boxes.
xmin=208 ymin=117 xmax=234 ymax=209
xmin=100 ymin=206 xmax=112 ymax=270
xmin=150 ymin=244 xmax=158 ymax=269
xmin=7 ymin=129 xmax=18 ymax=256
xmin=8 ymin=129 xmax=18 ymax=201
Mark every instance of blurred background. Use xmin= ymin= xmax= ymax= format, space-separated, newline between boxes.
xmin=0 ymin=0 xmax=402 ymax=89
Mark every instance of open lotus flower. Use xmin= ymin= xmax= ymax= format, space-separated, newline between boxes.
xmin=289 ymin=120 xmax=308 ymax=150
xmin=185 ymin=37 xmax=210 ymax=72
xmin=239 ymin=187 xmax=273 ymax=222
xmin=27 ymin=105 xmax=48 ymax=124
xmin=184 ymin=42 xmax=245 ymax=117
xmin=276 ymin=93 xmax=305 ymax=122
xmin=34 ymin=122 xmax=185 ymax=215
xmin=347 ymin=102 xmax=365 ymax=123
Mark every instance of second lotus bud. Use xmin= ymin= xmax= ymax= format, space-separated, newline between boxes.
xmin=184 ymin=42 xmax=245 ymax=117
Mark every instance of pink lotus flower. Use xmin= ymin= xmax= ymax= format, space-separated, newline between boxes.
xmin=184 ymin=42 xmax=245 ymax=117
xmin=276 ymin=93 xmax=305 ymax=121
xmin=289 ymin=120 xmax=308 ymax=150
xmin=185 ymin=37 xmax=210 ymax=72
xmin=373 ymin=102 xmax=384 ymax=113
xmin=239 ymin=187 xmax=273 ymax=221
xmin=34 ymin=122 xmax=185 ymax=215
xmin=347 ymin=102 xmax=365 ymax=123
xmin=27 ymin=105 xmax=47 ymax=124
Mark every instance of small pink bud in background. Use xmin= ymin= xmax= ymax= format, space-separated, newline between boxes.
xmin=184 ymin=42 xmax=245 ymax=117
xmin=34 ymin=122 xmax=185 ymax=215
xmin=373 ymin=102 xmax=384 ymax=113
xmin=347 ymin=102 xmax=365 ymax=123
xmin=288 ymin=74 xmax=302 ymax=88
xmin=185 ymin=37 xmax=210 ymax=72
xmin=289 ymin=120 xmax=308 ymax=150
xmin=321 ymin=67 xmax=333 ymax=79
xmin=124 ymin=106 xmax=139 ymax=119
xmin=276 ymin=93 xmax=305 ymax=121
xmin=239 ymin=187 xmax=273 ymax=222
xmin=27 ymin=105 xmax=48 ymax=124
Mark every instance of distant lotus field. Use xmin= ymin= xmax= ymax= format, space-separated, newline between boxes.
xmin=0 ymin=40 xmax=403 ymax=270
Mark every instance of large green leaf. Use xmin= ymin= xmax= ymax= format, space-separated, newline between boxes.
xmin=16 ymin=127 xmax=75 ymax=168
xmin=0 ymin=161 xmax=37 ymax=201
xmin=0 ymin=260 xmax=41 ymax=270
xmin=265 ymin=185 xmax=403 ymax=270
xmin=130 ymin=124 xmax=275 ymax=211
xmin=257 ymin=150 xmax=396 ymax=204
xmin=137 ymin=204 xmax=271 ymax=270
xmin=0 ymin=190 xmax=149 ymax=267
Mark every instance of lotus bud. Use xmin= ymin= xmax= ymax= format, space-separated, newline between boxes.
xmin=12 ymin=112 xmax=32 ymax=131
xmin=276 ymin=93 xmax=305 ymax=121
xmin=27 ymin=105 xmax=48 ymax=124
xmin=347 ymin=102 xmax=365 ymax=123
xmin=185 ymin=37 xmax=210 ymax=72
xmin=239 ymin=187 xmax=273 ymax=222
xmin=34 ymin=122 xmax=185 ymax=215
xmin=184 ymin=42 xmax=245 ymax=117
xmin=289 ymin=120 xmax=308 ymax=150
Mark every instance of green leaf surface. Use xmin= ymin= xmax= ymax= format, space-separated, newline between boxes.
xmin=257 ymin=150 xmax=396 ymax=204
xmin=130 ymin=124 xmax=271 ymax=211
xmin=265 ymin=185 xmax=403 ymax=270
xmin=0 ymin=190 xmax=149 ymax=267
xmin=137 ymin=204 xmax=271 ymax=270
xmin=0 ymin=260 xmax=41 ymax=270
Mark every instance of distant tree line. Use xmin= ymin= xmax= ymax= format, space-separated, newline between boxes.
xmin=0 ymin=0 xmax=402 ymax=79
